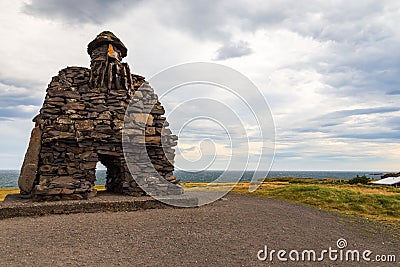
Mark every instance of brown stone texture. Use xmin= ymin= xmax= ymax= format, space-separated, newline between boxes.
xmin=18 ymin=31 xmax=182 ymax=201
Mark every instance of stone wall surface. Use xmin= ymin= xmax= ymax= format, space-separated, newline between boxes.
xmin=18 ymin=31 xmax=182 ymax=201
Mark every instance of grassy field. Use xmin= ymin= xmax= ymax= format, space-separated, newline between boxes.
xmin=184 ymin=178 xmax=400 ymax=225
xmin=1 ymin=178 xmax=399 ymax=225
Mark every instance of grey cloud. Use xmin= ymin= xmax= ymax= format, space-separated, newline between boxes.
xmin=321 ymin=48 xmax=400 ymax=96
xmin=0 ymin=117 xmax=13 ymax=121
xmin=0 ymin=94 xmax=42 ymax=109
xmin=174 ymin=0 xmax=387 ymax=44
xmin=0 ymin=107 xmax=39 ymax=120
xmin=292 ymin=2 xmax=385 ymax=42
xmin=335 ymin=132 xmax=400 ymax=140
xmin=382 ymin=117 xmax=400 ymax=131
xmin=154 ymin=1 xmax=294 ymax=45
xmin=21 ymin=1 xmax=392 ymax=45
xmin=21 ymin=0 xmax=400 ymax=87
xmin=222 ymin=1 xmax=400 ymax=101
xmin=0 ymin=89 xmax=42 ymax=108
xmin=273 ymin=150 xmax=362 ymax=160
xmin=322 ymin=70 xmax=399 ymax=97
xmin=214 ymin=41 xmax=253 ymax=60
xmin=178 ymin=146 xmax=197 ymax=152
xmin=0 ymin=76 xmax=43 ymax=119
xmin=0 ymin=72 xmax=44 ymax=90
xmin=232 ymin=1 xmax=386 ymax=44
xmin=320 ymin=123 xmax=339 ymax=128
xmin=295 ymin=128 xmax=328 ymax=134
xmin=274 ymin=151 xmax=303 ymax=158
xmin=177 ymin=129 xmax=231 ymax=143
xmin=22 ymin=0 xmax=141 ymax=25
xmin=220 ymin=2 xmax=398 ymax=98
xmin=157 ymin=0 xmax=232 ymax=42
xmin=288 ymin=107 xmax=400 ymax=142
xmin=387 ymin=89 xmax=400 ymax=95
xmin=318 ymin=107 xmax=399 ymax=120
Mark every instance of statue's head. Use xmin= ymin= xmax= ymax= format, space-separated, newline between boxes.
xmin=87 ymin=31 xmax=127 ymax=61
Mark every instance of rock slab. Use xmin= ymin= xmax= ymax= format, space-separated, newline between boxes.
xmin=18 ymin=126 xmax=42 ymax=194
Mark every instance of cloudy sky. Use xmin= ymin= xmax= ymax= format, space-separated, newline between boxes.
xmin=0 ymin=0 xmax=399 ymax=171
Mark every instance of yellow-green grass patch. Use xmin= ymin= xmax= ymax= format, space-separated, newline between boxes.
xmin=0 ymin=188 xmax=19 ymax=201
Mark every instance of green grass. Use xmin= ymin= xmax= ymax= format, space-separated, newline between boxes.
xmin=182 ymin=179 xmax=400 ymax=224
xmin=230 ymin=183 xmax=400 ymax=224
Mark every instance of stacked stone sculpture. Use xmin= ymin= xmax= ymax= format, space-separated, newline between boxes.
xmin=18 ymin=31 xmax=182 ymax=201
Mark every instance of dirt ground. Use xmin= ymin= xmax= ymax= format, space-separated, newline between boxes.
xmin=0 ymin=193 xmax=398 ymax=266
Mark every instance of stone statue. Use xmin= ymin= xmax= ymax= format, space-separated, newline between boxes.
xmin=18 ymin=31 xmax=182 ymax=201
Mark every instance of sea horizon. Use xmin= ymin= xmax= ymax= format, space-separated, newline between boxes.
xmin=0 ymin=168 xmax=397 ymax=172
xmin=0 ymin=169 xmax=392 ymax=188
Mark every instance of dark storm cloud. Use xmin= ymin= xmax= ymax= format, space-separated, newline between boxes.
xmin=22 ymin=0 xmax=141 ymax=24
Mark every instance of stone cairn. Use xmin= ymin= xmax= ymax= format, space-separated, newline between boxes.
xmin=18 ymin=31 xmax=183 ymax=201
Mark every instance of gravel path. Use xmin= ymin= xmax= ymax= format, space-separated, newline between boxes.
xmin=0 ymin=193 xmax=398 ymax=266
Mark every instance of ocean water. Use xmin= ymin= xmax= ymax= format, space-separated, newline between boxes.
xmin=0 ymin=169 xmax=381 ymax=188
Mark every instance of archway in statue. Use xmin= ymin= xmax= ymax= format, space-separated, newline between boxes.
xmin=95 ymin=162 xmax=107 ymax=190
xmin=97 ymin=153 xmax=123 ymax=193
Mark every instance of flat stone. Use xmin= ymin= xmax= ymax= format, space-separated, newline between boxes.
xmin=133 ymin=113 xmax=153 ymax=125
xmin=145 ymin=136 xmax=161 ymax=144
xmin=56 ymin=117 xmax=73 ymax=125
xmin=75 ymin=120 xmax=94 ymax=131
xmin=61 ymin=188 xmax=75 ymax=195
xmin=62 ymin=103 xmax=85 ymax=111
xmin=61 ymin=194 xmax=84 ymax=201
xmin=80 ymin=162 xmax=97 ymax=170
xmin=18 ymin=126 xmax=42 ymax=193
xmin=97 ymin=150 xmax=120 ymax=157
xmin=145 ymin=127 xmax=156 ymax=135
